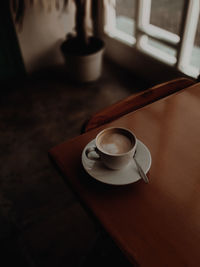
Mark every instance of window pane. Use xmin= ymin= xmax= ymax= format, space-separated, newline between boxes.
xmin=115 ymin=0 xmax=136 ymax=36
xmin=150 ymin=0 xmax=184 ymax=35
xmin=148 ymin=37 xmax=176 ymax=57
xmin=190 ymin=16 xmax=200 ymax=69
xmin=116 ymin=0 xmax=136 ymax=19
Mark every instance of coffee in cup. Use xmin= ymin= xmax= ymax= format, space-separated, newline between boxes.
xmin=85 ymin=127 xmax=137 ymax=170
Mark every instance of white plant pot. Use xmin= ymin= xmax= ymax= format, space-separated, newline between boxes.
xmin=61 ymin=37 xmax=105 ymax=83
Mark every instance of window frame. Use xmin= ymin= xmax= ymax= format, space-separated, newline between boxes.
xmin=99 ymin=0 xmax=200 ymax=81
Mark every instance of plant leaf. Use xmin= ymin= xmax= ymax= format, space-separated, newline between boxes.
xmin=12 ymin=0 xmax=18 ymax=13
xmin=15 ymin=0 xmax=25 ymax=25
xmin=55 ymin=0 xmax=60 ymax=10
xmin=63 ymin=0 xmax=69 ymax=10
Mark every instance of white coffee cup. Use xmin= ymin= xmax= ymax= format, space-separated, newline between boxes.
xmin=85 ymin=127 xmax=137 ymax=170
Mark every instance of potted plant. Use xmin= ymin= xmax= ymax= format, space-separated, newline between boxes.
xmin=11 ymin=0 xmax=105 ymax=82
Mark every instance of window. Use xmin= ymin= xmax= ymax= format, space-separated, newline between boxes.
xmin=104 ymin=0 xmax=200 ymax=79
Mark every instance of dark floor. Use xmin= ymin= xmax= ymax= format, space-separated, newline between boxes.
xmin=0 ymin=60 xmax=151 ymax=267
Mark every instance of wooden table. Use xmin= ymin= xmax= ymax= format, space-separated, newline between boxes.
xmin=49 ymin=82 xmax=200 ymax=267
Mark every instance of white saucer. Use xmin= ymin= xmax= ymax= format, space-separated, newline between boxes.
xmin=81 ymin=139 xmax=152 ymax=185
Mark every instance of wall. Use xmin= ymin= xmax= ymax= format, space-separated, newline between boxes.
xmin=14 ymin=2 xmax=75 ymax=73
xmin=104 ymin=35 xmax=187 ymax=84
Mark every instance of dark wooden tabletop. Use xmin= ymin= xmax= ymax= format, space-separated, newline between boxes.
xmin=49 ymin=82 xmax=200 ymax=267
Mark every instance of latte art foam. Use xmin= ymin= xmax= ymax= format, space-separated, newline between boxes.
xmin=98 ymin=132 xmax=133 ymax=154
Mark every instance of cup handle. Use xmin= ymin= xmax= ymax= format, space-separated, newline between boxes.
xmin=85 ymin=146 xmax=101 ymax=161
